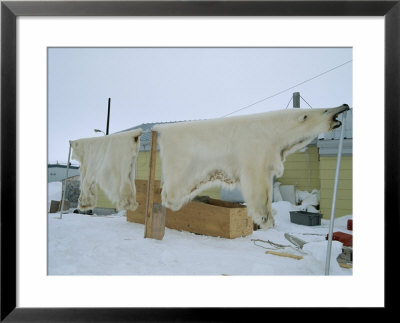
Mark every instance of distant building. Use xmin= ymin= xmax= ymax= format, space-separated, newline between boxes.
xmin=48 ymin=163 xmax=80 ymax=183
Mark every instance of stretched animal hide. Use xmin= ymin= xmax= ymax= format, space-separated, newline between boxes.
xmin=153 ymin=105 xmax=349 ymax=229
xmin=70 ymin=129 xmax=142 ymax=211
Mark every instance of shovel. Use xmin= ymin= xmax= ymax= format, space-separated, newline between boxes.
xmin=284 ymin=233 xmax=308 ymax=250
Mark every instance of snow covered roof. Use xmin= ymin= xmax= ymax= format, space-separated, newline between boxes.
xmin=119 ymin=121 xmax=184 ymax=151
xmin=48 ymin=163 xmax=79 ymax=170
xmin=318 ymin=109 xmax=353 ymax=156
xmin=317 ymin=138 xmax=353 ymax=156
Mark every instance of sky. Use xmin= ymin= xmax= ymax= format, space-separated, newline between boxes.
xmin=48 ymin=47 xmax=352 ymax=164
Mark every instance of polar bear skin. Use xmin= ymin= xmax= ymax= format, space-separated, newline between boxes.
xmin=153 ymin=105 xmax=349 ymax=229
xmin=70 ymin=129 xmax=142 ymax=211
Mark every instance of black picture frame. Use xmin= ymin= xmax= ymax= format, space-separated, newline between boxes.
xmin=1 ymin=0 xmax=398 ymax=321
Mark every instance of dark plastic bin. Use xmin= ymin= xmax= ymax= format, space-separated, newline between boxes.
xmin=289 ymin=211 xmax=322 ymax=226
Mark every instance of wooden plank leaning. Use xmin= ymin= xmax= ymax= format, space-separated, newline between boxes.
xmin=144 ymin=130 xmax=165 ymax=240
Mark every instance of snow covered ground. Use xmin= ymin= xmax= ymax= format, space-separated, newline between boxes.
xmin=48 ymin=182 xmax=352 ymax=276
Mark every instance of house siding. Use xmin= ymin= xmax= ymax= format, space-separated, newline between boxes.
xmin=277 ymin=146 xmax=353 ymax=219
xmin=136 ymin=151 xmax=162 ymax=181
xmin=278 ymin=145 xmax=320 ymax=192
xmin=319 ymin=156 xmax=353 ymax=218
xmin=95 ymin=185 xmax=117 ymax=209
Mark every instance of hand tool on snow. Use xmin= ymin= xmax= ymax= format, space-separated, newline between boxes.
xmin=284 ymin=233 xmax=308 ymax=249
xmin=264 ymin=250 xmax=303 ymax=260
xmin=252 ymin=237 xmax=306 ymax=259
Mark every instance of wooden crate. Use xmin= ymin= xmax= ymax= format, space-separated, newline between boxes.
xmin=128 ymin=180 xmax=162 ymax=224
xmin=49 ymin=200 xmax=70 ymax=213
xmin=127 ymin=180 xmax=253 ymax=239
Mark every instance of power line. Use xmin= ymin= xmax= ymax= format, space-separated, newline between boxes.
xmin=221 ymin=59 xmax=352 ymax=117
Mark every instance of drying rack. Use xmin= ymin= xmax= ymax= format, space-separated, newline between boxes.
xmin=58 ymin=112 xmax=348 ymax=275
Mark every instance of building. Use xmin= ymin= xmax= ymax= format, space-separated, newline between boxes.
xmin=48 ymin=163 xmax=80 ymax=183
xmin=90 ymin=122 xmax=208 ymax=210
xmin=126 ymin=122 xmax=222 ymax=198
xmin=317 ymin=110 xmax=352 ymax=218
xmin=84 ymin=110 xmax=353 ymax=219
xmin=219 ymin=112 xmax=352 ymax=218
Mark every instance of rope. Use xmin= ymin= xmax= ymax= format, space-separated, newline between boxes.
xmin=251 ymin=238 xmax=308 ymax=255
xmin=221 ymin=59 xmax=352 ymax=117
xmin=251 ymin=239 xmax=290 ymax=250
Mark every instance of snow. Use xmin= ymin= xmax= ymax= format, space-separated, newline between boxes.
xmin=48 ymin=182 xmax=352 ymax=276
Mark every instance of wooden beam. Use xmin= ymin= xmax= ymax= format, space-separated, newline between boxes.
xmin=265 ymin=251 xmax=303 ymax=260
xmin=144 ymin=131 xmax=165 ymax=239
xmin=150 ymin=203 xmax=166 ymax=240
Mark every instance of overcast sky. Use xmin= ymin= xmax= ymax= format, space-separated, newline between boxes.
xmin=48 ymin=47 xmax=352 ymax=164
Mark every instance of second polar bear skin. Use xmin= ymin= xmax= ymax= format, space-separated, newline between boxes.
xmin=153 ymin=105 xmax=349 ymax=229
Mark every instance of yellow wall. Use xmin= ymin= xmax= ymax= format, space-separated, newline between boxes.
xmin=135 ymin=151 xmax=162 ymax=181
xmin=319 ymin=156 xmax=352 ymax=218
xmin=278 ymin=146 xmax=320 ymax=192
xmin=95 ymin=185 xmax=116 ymax=209
xmin=278 ymin=146 xmax=353 ymax=218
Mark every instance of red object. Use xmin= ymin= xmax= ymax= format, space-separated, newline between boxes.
xmin=326 ymin=231 xmax=353 ymax=247
xmin=347 ymin=219 xmax=353 ymax=231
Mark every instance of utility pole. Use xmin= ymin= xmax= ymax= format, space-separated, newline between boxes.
xmin=106 ymin=98 xmax=111 ymax=135
xmin=293 ymin=92 xmax=300 ymax=108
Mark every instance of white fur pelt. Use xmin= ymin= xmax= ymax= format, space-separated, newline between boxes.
xmin=153 ymin=105 xmax=349 ymax=229
xmin=70 ymin=129 xmax=142 ymax=211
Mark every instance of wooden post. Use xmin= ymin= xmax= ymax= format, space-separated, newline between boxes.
xmin=144 ymin=131 xmax=165 ymax=239
xmin=150 ymin=203 xmax=165 ymax=239
xmin=59 ymin=142 xmax=72 ymax=219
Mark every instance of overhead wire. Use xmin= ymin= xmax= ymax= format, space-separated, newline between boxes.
xmin=284 ymin=97 xmax=293 ymax=109
xmin=221 ymin=59 xmax=352 ymax=117
xmin=300 ymin=95 xmax=313 ymax=109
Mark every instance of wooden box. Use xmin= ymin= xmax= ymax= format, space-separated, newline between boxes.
xmin=49 ymin=200 xmax=70 ymax=213
xmin=127 ymin=180 xmax=253 ymax=239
